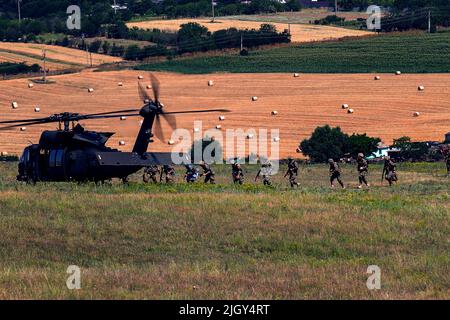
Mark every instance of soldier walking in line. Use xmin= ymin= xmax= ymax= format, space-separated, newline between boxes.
xmin=232 ymin=163 xmax=244 ymax=185
xmin=199 ymin=161 xmax=216 ymax=184
xmin=446 ymin=152 xmax=450 ymax=176
xmin=382 ymin=156 xmax=398 ymax=186
xmin=160 ymin=164 xmax=175 ymax=184
xmin=356 ymin=153 xmax=370 ymax=189
xmin=329 ymin=158 xmax=345 ymax=189
xmin=255 ymin=160 xmax=273 ymax=186
xmin=143 ymin=165 xmax=160 ymax=184
xmin=184 ymin=164 xmax=200 ymax=183
xmin=284 ymin=158 xmax=299 ymax=188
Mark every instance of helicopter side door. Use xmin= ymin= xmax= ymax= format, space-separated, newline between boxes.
xmin=46 ymin=149 xmax=66 ymax=181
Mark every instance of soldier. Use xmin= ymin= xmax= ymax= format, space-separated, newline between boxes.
xmin=199 ymin=161 xmax=216 ymax=184
xmin=232 ymin=163 xmax=244 ymax=185
xmin=184 ymin=164 xmax=200 ymax=183
xmin=356 ymin=153 xmax=370 ymax=189
xmin=382 ymin=156 xmax=398 ymax=186
xmin=160 ymin=164 xmax=175 ymax=184
xmin=143 ymin=165 xmax=160 ymax=184
xmin=284 ymin=158 xmax=299 ymax=188
xmin=255 ymin=160 xmax=273 ymax=186
xmin=445 ymin=152 xmax=450 ymax=176
xmin=329 ymin=158 xmax=345 ymax=189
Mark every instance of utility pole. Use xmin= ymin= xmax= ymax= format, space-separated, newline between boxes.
xmin=17 ymin=0 xmax=22 ymax=30
xmin=113 ymin=0 xmax=118 ymax=14
xmin=42 ymin=49 xmax=47 ymax=83
xmin=211 ymin=0 xmax=215 ymax=23
xmin=428 ymin=10 xmax=431 ymax=33
xmin=335 ymin=0 xmax=338 ymax=15
xmin=240 ymin=33 xmax=243 ymax=51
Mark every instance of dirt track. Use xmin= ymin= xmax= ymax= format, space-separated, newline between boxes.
xmin=0 ymin=70 xmax=449 ymax=158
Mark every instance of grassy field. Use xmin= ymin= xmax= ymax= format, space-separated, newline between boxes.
xmin=139 ymin=31 xmax=450 ymax=74
xmin=0 ymin=161 xmax=448 ymax=299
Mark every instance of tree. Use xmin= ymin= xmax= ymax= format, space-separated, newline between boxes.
xmin=393 ymin=136 xmax=429 ymax=161
xmin=347 ymin=133 xmax=381 ymax=158
xmin=300 ymin=125 xmax=350 ymax=163
xmin=124 ymin=45 xmax=142 ymax=60
xmin=88 ymin=40 xmax=102 ymax=53
xmin=177 ymin=22 xmax=212 ymax=53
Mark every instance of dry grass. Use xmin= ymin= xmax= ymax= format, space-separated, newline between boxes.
xmin=127 ymin=18 xmax=371 ymax=43
xmin=0 ymin=42 xmax=122 ymax=71
xmin=0 ymin=71 xmax=449 ymax=158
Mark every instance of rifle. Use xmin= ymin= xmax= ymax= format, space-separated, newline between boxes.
xmin=255 ymin=170 xmax=261 ymax=182
xmin=381 ymin=165 xmax=386 ymax=183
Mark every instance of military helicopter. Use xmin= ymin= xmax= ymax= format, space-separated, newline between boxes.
xmin=0 ymin=73 xmax=228 ymax=183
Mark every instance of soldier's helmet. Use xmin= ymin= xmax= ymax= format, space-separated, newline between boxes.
xmin=358 ymin=153 xmax=364 ymax=158
xmin=328 ymin=158 xmax=334 ymax=164
xmin=384 ymin=156 xmax=390 ymax=161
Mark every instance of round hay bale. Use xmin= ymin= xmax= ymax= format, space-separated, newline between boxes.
xmin=395 ymin=71 xmax=401 ymax=75
xmin=11 ymin=102 xmax=18 ymax=109
xmin=216 ymin=125 xmax=222 ymax=130
xmin=347 ymin=108 xmax=354 ymax=114
xmin=273 ymin=137 xmax=280 ymax=142
xmin=119 ymin=140 xmax=126 ymax=146
xmin=1 ymin=152 xmax=9 ymax=156
xmin=252 ymin=96 xmax=258 ymax=102
xmin=168 ymin=140 xmax=175 ymax=145
xmin=374 ymin=76 xmax=381 ymax=80
xmin=34 ymin=107 xmax=40 ymax=112
xmin=20 ymin=127 xmax=26 ymax=131
xmin=193 ymin=128 xmax=200 ymax=133
xmin=138 ymin=75 xmax=144 ymax=80
xmin=144 ymin=99 xmax=150 ymax=104
xmin=293 ymin=73 xmax=300 ymax=78
xmin=247 ymin=133 xmax=254 ymax=139
xmin=120 ymin=116 xmax=127 ymax=121
xmin=118 ymin=82 xmax=123 ymax=87
xmin=28 ymin=83 xmax=34 ymax=88
xmin=413 ymin=112 xmax=420 ymax=117
xmin=271 ymin=110 xmax=278 ymax=116
xmin=418 ymin=85 xmax=425 ymax=91
xmin=146 ymin=84 xmax=152 ymax=89
xmin=88 ymin=88 xmax=94 ymax=93
xmin=208 ymin=80 xmax=214 ymax=86
xmin=341 ymin=104 xmax=349 ymax=109
xmin=219 ymin=116 xmax=225 ymax=121
xmin=296 ymin=148 xmax=302 ymax=153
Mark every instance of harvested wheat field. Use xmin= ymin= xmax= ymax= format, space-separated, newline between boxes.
xmin=0 ymin=42 xmax=122 ymax=71
xmin=127 ymin=19 xmax=371 ymax=43
xmin=0 ymin=70 xmax=449 ymax=158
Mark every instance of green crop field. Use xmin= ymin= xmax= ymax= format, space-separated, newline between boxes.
xmin=138 ymin=31 xmax=450 ymax=74
xmin=0 ymin=161 xmax=448 ymax=299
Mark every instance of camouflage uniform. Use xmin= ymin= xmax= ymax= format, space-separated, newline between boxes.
xmin=383 ymin=157 xmax=398 ymax=186
xmin=160 ymin=165 xmax=175 ymax=184
xmin=329 ymin=159 xmax=345 ymax=188
xmin=356 ymin=154 xmax=369 ymax=188
xmin=255 ymin=161 xmax=273 ymax=186
xmin=184 ymin=165 xmax=200 ymax=183
xmin=232 ymin=163 xmax=244 ymax=185
xmin=284 ymin=159 xmax=299 ymax=188
xmin=199 ymin=162 xmax=216 ymax=184
xmin=143 ymin=165 xmax=160 ymax=183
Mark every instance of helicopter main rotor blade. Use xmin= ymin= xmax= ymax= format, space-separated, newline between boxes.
xmin=161 ymin=112 xmax=177 ymax=132
xmin=163 ymin=109 xmax=230 ymax=115
xmin=150 ymin=73 xmax=160 ymax=103
xmin=0 ymin=116 xmax=54 ymax=125
xmin=82 ymin=109 xmax=140 ymax=117
xmin=0 ymin=120 xmax=52 ymax=130
xmin=74 ymin=113 xmax=141 ymax=121
xmin=154 ymin=115 xmax=165 ymax=142
xmin=138 ymin=82 xmax=151 ymax=104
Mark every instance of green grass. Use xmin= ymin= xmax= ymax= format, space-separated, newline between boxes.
xmin=138 ymin=31 xmax=450 ymax=74
xmin=0 ymin=161 xmax=448 ymax=299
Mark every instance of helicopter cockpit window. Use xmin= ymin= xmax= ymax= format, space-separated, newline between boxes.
xmin=20 ymin=149 xmax=30 ymax=164
xmin=55 ymin=150 xmax=64 ymax=167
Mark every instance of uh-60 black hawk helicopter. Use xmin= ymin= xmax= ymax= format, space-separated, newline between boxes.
xmin=0 ymin=73 xmax=229 ymax=184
